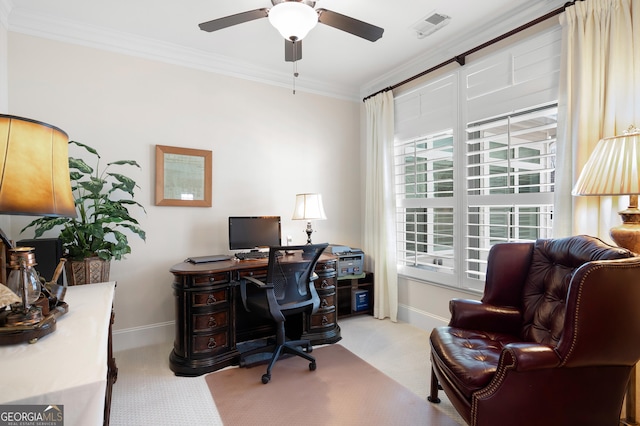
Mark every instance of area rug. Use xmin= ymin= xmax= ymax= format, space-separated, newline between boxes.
xmin=205 ymin=344 xmax=461 ymax=426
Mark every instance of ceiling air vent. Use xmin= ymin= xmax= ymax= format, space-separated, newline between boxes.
xmin=411 ymin=12 xmax=451 ymax=39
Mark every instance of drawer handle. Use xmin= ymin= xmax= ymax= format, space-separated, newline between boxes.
xmin=321 ymin=315 xmax=329 ymax=326
xmin=208 ymin=338 xmax=217 ymax=349
xmin=206 ymin=294 xmax=217 ymax=305
xmin=208 ymin=316 xmax=218 ymax=328
xmin=321 ymin=298 xmax=328 ymax=308
xmin=209 ymin=277 xmax=215 ymax=282
xmin=321 ymin=279 xmax=329 ymax=288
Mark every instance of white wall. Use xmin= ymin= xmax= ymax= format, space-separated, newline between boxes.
xmin=0 ymin=3 xmax=11 ymax=242
xmin=7 ymin=33 xmax=362 ymax=349
xmin=397 ymin=276 xmax=480 ymax=332
xmin=0 ymin=0 xmax=8 ymax=112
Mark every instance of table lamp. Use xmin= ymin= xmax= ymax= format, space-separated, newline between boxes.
xmin=572 ymin=126 xmax=640 ymax=253
xmin=0 ymin=114 xmax=76 ymax=332
xmin=292 ymin=193 xmax=327 ymax=244
xmin=571 ymin=126 xmax=640 ymax=425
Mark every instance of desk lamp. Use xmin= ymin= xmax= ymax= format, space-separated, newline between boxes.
xmin=0 ymin=114 xmax=76 ymax=331
xmin=571 ymin=125 xmax=640 ymax=425
xmin=292 ymin=193 xmax=326 ymax=244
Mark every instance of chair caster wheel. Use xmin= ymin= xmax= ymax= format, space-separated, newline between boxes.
xmin=427 ymin=396 xmax=441 ymax=403
xmin=261 ymin=374 xmax=271 ymax=384
xmin=307 ymin=346 xmax=313 ymax=353
xmin=309 ymin=362 xmax=316 ymax=371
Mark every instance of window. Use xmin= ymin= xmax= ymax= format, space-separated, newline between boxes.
xmin=396 ymin=132 xmax=455 ymax=282
xmin=464 ymin=106 xmax=556 ymax=289
xmin=393 ymin=27 xmax=561 ymax=292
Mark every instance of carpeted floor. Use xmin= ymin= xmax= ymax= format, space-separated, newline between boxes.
xmin=206 ymin=344 xmax=460 ymax=426
xmin=110 ymin=316 xmax=465 ymax=425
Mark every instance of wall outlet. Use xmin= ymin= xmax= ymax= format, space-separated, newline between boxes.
xmin=286 ymin=235 xmax=293 ymax=245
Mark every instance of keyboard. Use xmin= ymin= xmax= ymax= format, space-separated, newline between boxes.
xmin=234 ymin=251 xmax=284 ymax=260
xmin=235 ymin=251 xmax=268 ymax=260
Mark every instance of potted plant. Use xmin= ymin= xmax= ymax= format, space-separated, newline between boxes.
xmin=21 ymin=141 xmax=146 ymax=285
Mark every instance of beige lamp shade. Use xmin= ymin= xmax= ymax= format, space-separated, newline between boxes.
xmin=0 ymin=114 xmax=76 ymax=217
xmin=572 ymin=130 xmax=640 ymax=196
xmin=572 ymin=127 xmax=640 ymax=255
xmin=292 ymin=193 xmax=327 ymax=220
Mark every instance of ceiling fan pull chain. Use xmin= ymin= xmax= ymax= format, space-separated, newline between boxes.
xmin=292 ymin=41 xmax=299 ymax=95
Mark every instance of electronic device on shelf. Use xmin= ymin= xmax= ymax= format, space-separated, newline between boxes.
xmin=327 ymin=245 xmax=365 ymax=279
xmin=228 ymin=216 xmax=281 ymax=251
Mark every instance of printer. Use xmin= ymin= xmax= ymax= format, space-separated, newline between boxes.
xmin=327 ymin=245 xmax=365 ymax=279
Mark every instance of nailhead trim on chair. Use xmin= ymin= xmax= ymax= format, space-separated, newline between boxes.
xmin=470 ymin=347 xmax=517 ymax=426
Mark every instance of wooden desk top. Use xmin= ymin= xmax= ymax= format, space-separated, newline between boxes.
xmin=170 ymin=252 xmax=337 ymax=275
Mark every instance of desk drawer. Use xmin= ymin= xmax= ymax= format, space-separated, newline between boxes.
xmin=236 ymin=268 xmax=267 ymax=280
xmin=192 ymin=311 xmax=228 ymax=333
xmin=192 ymin=331 xmax=229 ymax=355
xmin=316 ymin=275 xmax=336 ymax=290
xmin=309 ymin=310 xmax=336 ymax=330
xmin=192 ymin=288 xmax=228 ymax=308
xmin=192 ymin=272 xmax=230 ymax=286
xmin=316 ymin=260 xmax=336 ymax=274
xmin=318 ymin=294 xmax=335 ymax=311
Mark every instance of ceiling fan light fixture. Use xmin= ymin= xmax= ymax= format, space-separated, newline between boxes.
xmin=268 ymin=2 xmax=318 ymax=41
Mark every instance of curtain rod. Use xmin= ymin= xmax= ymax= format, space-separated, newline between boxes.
xmin=362 ymin=1 xmax=582 ymax=102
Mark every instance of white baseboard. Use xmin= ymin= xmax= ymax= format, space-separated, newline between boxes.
xmin=397 ymin=303 xmax=448 ymax=332
xmin=113 ymin=321 xmax=174 ymax=352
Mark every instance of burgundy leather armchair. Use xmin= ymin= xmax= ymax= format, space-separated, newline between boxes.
xmin=428 ymin=235 xmax=640 ymax=426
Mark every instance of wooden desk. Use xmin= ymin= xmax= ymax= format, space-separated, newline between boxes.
xmin=169 ymin=253 xmax=341 ymax=376
xmin=0 ymin=281 xmax=116 ymax=426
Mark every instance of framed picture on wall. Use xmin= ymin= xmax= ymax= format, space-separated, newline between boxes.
xmin=155 ymin=145 xmax=212 ymax=207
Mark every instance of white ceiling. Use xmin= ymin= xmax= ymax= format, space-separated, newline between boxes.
xmin=4 ymin=0 xmax=567 ymax=100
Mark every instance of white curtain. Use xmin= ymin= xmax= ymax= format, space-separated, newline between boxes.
xmin=554 ymin=0 xmax=640 ymax=238
xmin=364 ymin=91 xmax=397 ymax=321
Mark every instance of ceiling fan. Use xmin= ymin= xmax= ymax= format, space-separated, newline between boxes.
xmin=198 ymin=0 xmax=384 ymax=62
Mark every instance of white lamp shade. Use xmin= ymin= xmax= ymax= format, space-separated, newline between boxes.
xmin=292 ymin=193 xmax=327 ymax=220
xmin=268 ymin=2 xmax=318 ymax=41
xmin=572 ymin=130 xmax=640 ymax=196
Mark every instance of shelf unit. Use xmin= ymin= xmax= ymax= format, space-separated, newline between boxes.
xmin=336 ymin=272 xmax=374 ymax=318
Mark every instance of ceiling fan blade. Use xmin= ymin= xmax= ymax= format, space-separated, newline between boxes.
xmin=317 ymin=8 xmax=384 ymax=42
xmin=199 ymin=8 xmax=269 ymax=32
xmin=285 ymin=39 xmax=302 ymax=62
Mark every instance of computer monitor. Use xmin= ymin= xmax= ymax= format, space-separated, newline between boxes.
xmin=228 ymin=216 xmax=281 ymax=251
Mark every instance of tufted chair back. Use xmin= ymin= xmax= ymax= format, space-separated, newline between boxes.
xmin=520 ymin=236 xmax=633 ymax=346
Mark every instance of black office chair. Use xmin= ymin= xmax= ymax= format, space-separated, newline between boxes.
xmin=239 ymin=243 xmax=328 ymax=384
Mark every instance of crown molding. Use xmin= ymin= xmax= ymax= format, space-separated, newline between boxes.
xmin=359 ymin=0 xmax=566 ymax=100
xmin=7 ymin=7 xmax=359 ymax=102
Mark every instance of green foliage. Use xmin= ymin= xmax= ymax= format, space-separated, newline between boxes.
xmin=21 ymin=141 xmax=146 ymax=261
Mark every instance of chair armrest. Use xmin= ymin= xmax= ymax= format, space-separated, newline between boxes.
xmin=239 ymin=276 xmax=273 ymax=312
xmin=449 ymin=299 xmax=522 ymax=335
xmin=500 ymin=343 xmax=561 ymax=372
xmin=243 ymin=276 xmax=272 ymax=288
